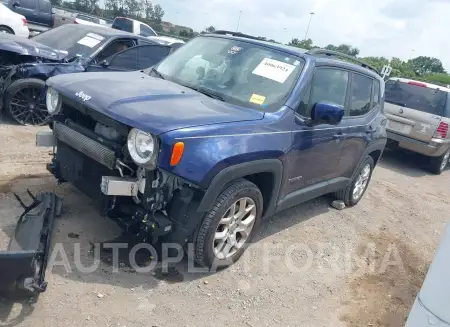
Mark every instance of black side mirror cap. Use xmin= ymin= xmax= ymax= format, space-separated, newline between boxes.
xmin=12 ymin=1 xmax=20 ymax=7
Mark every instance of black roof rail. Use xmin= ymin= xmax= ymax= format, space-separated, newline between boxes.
xmin=307 ymin=48 xmax=380 ymax=75
xmin=212 ymin=30 xmax=261 ymax=40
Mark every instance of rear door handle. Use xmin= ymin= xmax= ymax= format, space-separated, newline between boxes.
xmin=366 ymin=126 xmax=376 ymax=134
xmin=333 ymin=133 xmax=348 ymax=140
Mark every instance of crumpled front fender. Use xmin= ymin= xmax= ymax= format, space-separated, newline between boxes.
xmin=0 ymin=192 xmax=62 ymax=296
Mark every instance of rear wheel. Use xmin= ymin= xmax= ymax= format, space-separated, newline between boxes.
xmin=334 ymin=156 xmax=374 ymax=207
xmin=429 ymin=149 xmax=450 ymax=175
xmin=5 ymin=78 xmax=49 ymax=126
xmin=0 ymin=26 xmax=14 ymax=34
xmin=194 ymin=179 xmax=263 ymax=268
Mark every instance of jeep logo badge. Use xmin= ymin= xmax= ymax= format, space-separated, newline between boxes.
xmin=75 ymin=91 xmax=91 ymax=102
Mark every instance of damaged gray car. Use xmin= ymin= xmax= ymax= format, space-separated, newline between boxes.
xmin=0 ymin=23 xmax=174 ymax=125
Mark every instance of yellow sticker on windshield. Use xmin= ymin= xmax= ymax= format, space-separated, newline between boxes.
xmin=249 ymin=94 xmax=266 ymax=105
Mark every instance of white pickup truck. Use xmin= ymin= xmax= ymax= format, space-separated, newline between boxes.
xmin=111 ymin=17 xmax=185 ymax=46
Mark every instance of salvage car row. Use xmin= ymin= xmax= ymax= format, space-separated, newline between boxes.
xmin=0 ymin=25 xmax=449 ymax=297
xmin=0 ymin=24 xmax=182 ymax=125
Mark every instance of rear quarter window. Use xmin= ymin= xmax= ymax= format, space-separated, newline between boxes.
xmin=112 ymin=18 xmax=133 ymax=33
xmin=385 ymin=80 xmax=448 ymax=116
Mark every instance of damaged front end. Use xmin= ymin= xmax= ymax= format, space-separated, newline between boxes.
xmin=0 ymin=35 xmax=83 ymax=124
xmin=0 ymin=191 xmax=62 ymax=297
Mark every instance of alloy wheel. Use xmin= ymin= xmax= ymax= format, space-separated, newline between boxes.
xmin=440 ymin=151 xmax=450 ymax=172
xmin=352 ymin=163 xmax=371 ymax=201
xmin=213 ymin=197 xmax=257 ymax=260
xmin=9 ymin=86 xmax=49 ymax=125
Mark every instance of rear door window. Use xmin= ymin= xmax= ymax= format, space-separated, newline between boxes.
xmin=112 ymin=18 xmax=133 ymax=33
xmin=136 ymin=45 xmax=171 ymax=69
xmin=349 ymin=73 xmax=373 ymax=117
xmin=385 ymin=80 xmax=448 ymax=116
xmin=108 ymin=47 xmax=138 ymax=70
xmin=139 ymin=24 xmax=157 ymax=37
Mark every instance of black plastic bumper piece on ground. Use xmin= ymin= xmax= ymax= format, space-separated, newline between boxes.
xmin=0 ymin=191 xmax=62 ymax=296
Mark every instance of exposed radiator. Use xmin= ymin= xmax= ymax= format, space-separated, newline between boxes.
xmin=53 ymin=121 xmax=116 ymax=170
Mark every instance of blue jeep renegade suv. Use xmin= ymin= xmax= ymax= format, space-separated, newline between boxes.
xmin=38 ymin=30 xmax=387 ymax=268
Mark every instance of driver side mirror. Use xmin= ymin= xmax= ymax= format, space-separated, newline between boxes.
xmin=12 ymin=1 xmax=20 ymax=7
xmin=310 ymin=101 xmax=344 ymax=125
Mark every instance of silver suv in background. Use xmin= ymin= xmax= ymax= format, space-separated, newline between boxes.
xmin=385 ymin=78 xmax=450 ymax=174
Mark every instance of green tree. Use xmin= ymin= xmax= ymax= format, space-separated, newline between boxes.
xmin=124 ymin=0 xmax=142 ymax=17
xmin=142 ymin=0 xmax=154 ymax=20
xmin=325 ymin=44 xmax=359 ymax=57
xmin=288 ymin=38 xmax=313 ymax=50
xmin=205 ymin=26 xmax=216 ymax=33
xmin=150 ymin=4 xmax=164 ymax=23
xmin=50 ymin=0 xmax=61 ymax=6
xmin=408 ymin=56 xmax=446 ymax=76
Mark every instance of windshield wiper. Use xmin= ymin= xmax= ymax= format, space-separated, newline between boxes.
xmin=181 ymin=84 xmax=225 ymax=102
xmin=150 ymin=67 xmax=165 ymax=79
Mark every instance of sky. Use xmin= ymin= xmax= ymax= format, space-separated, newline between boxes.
xmin=157 ymin=0 xmax=450 ymax=71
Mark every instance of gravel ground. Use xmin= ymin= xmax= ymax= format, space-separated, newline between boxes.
xmin=0 ymin=121 xmax=449 ymax=327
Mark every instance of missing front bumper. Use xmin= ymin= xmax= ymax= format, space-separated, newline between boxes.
xmin=0 ymin=191 xmax=62 ymax=296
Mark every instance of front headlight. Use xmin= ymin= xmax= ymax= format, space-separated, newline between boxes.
xmin=46 ymin=87 xmax=61 ymax=115
xmin=127 ymin=128 xmax=158 ymax=167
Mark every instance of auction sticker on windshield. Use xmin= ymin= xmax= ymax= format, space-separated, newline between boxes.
xmin=249 ymin=94 xmax=266 ymax=105
xmin=77 ymin=33 xmax=104 ymax=48
xmin=252 ymin=58 xmax=296 ymax=83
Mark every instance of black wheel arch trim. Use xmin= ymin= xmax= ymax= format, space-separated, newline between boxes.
xmin=351 ymin=139 xmax=386 ymax=179
xmin=197 ymin=159 xmax=283 ymax=218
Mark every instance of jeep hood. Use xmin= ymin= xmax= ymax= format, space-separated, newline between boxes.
xmin=47 ymin=71 xmax=264 ymax=135
xmin=0 ymin=33 xmax=67 ymax=61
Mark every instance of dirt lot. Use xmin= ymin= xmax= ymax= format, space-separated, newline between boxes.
xmin=0 ymin=122 xmax=449 ymax=327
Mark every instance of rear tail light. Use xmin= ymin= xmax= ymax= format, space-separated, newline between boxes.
xmin=408 ymin=81 xmax=427 ymax=88
xmin=22 ymin=18 xmax=27 ymax=25
xmin=434 ymin=121 xmax=449 ymax=139
xmin=74 ymin=19 xmax=78 ymax=24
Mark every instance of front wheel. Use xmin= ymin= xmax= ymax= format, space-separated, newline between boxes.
xmin=5 ymin=78 xmax=50 ymax=126
xmin=194 ymin=179 xmax=263 ymax=268
xmin=429 ymin=149 xmax=450 ymax=175
xmin=334 ymin=155 xmax=374 ymax=207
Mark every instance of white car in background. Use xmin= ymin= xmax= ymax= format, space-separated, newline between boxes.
xmin=111 ymin=17 xmax=158 ymax=37
xmin=0 ymin=3 xmax=29 ymax=38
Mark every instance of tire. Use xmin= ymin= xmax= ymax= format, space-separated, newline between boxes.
xmin=194 ymin=178 xmax=263 ymax=269
xmin=334 ymin=156 xmax=374 ymax=207
xmin=0 ymin=26 xmax=14 ymax=34
xmin=429 ymin=149 xmax=450 ymax=175
xmin=5 ymin=78 xmax=49 ymax=126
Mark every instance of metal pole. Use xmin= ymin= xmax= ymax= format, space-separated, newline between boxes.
xmin=304 ymin=12 xmax=315 ymax=40
xmin=236 ymin=10 xmax=242 ymax=32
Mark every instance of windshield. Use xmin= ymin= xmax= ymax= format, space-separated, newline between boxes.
xmin=385 ymin=80 xmax=448 ymax=116
xmin=154 ymin=36 xmax=305 ymax=111
xmin=33 ymin=26 xmax=107 ymax=59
